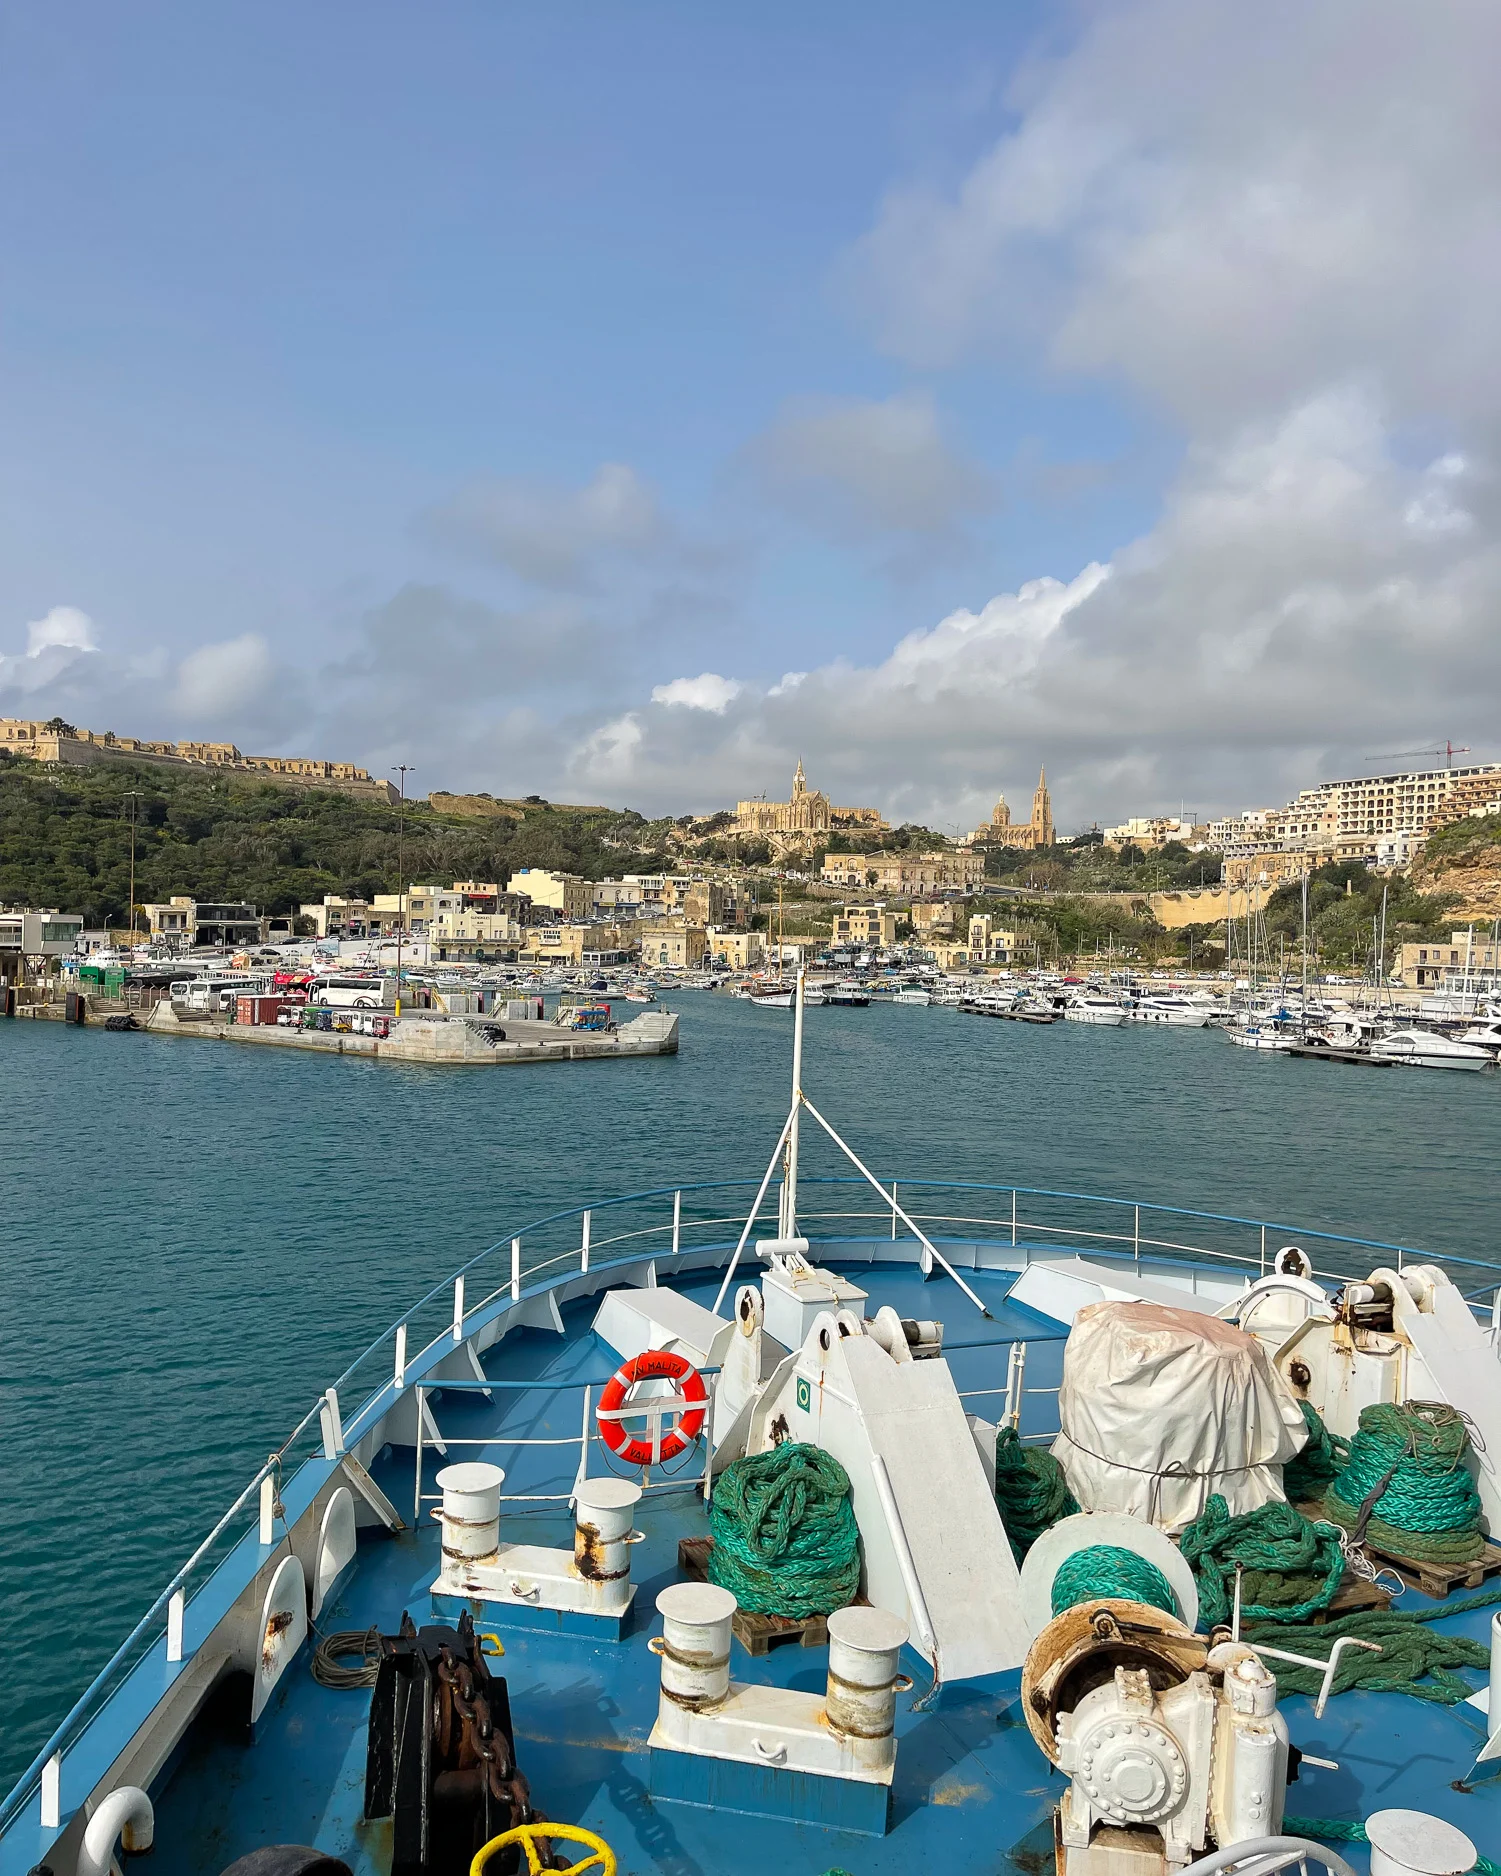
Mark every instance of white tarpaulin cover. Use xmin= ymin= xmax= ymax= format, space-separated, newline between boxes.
xmin=1052 ymin=1300 xmax=1307 ymax=1530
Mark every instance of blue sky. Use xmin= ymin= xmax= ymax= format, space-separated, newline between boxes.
xmin=2 ymin=3 xmax=1496 ymax=826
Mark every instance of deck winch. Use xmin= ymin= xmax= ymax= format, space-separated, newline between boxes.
xmin=428 ymin=1463 xmax=642 ymax=1637
xmin=1020 ymin=1514 xmax=1293 ymax=1876
xmin=646 ymin=1582 xmax=911 ymax=1835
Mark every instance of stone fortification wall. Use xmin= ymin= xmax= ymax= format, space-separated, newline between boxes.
xmin=0 ymin=719 xmax=398 ymax=803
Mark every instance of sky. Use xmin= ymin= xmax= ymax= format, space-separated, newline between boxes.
xmin=2 ymin=1 xmax=1498 ymax=833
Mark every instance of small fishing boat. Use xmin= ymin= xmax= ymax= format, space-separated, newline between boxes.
xmin=893 ymin=988 xmax=931 ymax=1006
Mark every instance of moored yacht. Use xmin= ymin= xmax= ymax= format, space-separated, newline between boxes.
xmin=1371 ymin=1026 xmax=1494 ymax=1071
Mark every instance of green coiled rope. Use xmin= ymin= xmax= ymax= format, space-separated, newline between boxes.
xmin=1321 ymin=1401 xmax=1485 ymax=1564
xmin=1051 ymin=1544 xmax=1178 ymax=1618
xmin=1284 ymin=1398 xmax=1348 ymax=1504
xmin=994 ymin=1424 xmax=1078 ymax=1562
xmin=1180 ymin=1494 xmax=1345 ymax=1627
xmin=708 ymin=1442 xmax=861 ymax=1618
xmin=1284 ymin=1814 xmax=1500 ymax=1876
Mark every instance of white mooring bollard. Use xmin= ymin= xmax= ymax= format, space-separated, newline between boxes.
xmin=1365 ymin=1809 xmax=1478 ymax=1876
xmin=824 ymin=1606 xmax=910 ymax=1774
xmin=435 ymin=1462 xmax=505 ymax=1574
xmin=651 ymin=1582 xmax=736 ymax=1712
xmin=573 ymin=1479 xmax=642 ymax=1607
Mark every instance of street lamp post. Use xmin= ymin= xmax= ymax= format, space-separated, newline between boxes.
xmin=123 ymin=790 xmax=143 ymax=954
xmin=393 ymin=766 xmax=414 ymax=1015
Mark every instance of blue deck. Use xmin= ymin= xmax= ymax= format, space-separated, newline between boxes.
xmin=120 ymin=1261 xmax=1501 ymax=1876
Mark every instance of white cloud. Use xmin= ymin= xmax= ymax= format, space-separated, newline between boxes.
xmin=172 ymin=633 xmax=276 ymax=721
xmin=571 ymin=712 xmax=645 ymax=786
xmin=846 ymin=0 xmax=1501 ymax=435
xmin=748 ymin=391 xmax=994 ymax=539
xmin=650 ymin=672 xmax=743 ymax=713
xmin=0 ymin=605 xmax=98 ymax=697
xmin=551 ymin=387 xmax=1501 ymax=824
xmin=422 ymin=462 xmax=664 ymax=588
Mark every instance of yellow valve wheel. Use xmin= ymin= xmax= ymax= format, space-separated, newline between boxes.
xmin=471 ymin=1822 xmax=617 ymax=1876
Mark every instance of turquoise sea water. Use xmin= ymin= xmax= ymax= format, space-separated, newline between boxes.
xmin=3 ymin=993 xmax=1500 ymax=1787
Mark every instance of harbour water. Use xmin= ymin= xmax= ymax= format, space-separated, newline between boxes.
xmin=4 ymin=992 xmax=1499 ymax=1784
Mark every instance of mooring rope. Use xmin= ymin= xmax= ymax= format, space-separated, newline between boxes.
xmin=994 ymin=1424 xmax=1078 ymax=1562
xmin=1050 ymin=1544 xmax=1178 ymax=1619
xmin=1320 ymin=1401 xmax=1486 ymax=1564
xmin=1179 ymin=1494 xmax=1345 ymax=1627
xmin=708 ymin=1442 xmax=862 ymax=1618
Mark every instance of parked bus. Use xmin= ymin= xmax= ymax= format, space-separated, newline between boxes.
xmin=305 ymin=973 xmax=395 ymax=1009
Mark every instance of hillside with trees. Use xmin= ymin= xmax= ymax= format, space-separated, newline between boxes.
xmin=0 ymin=754 xmax=671 ymax=927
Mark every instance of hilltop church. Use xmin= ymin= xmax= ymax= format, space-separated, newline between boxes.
xmin=967 ymin=768 xmax=1055 ymax=851
xmin=733 ymin=760 xmax=887 ymax=843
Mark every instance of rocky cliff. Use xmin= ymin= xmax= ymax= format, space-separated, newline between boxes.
xmin=1412 ymin=815 xmax=1501 ymax=921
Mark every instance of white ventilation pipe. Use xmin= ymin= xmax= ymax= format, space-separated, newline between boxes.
xmin=78 ymin=1784 xmax=154 ymax=1876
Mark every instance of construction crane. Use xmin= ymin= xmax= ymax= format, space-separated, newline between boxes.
xmin=1362 ymin=741 xmax=1471 ymax=769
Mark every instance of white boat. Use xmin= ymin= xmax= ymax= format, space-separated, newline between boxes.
xmin=1063 ymin=992 xmax=1126 ymax=1027
xmin=1225 ymin=1019 xmax=1297 ymax=1050
xmin=894 ymin=987 xmax=931 ymax=1006
xmin=1127 ymin=994 xmax=1211 ymax=1027
xmin=1458 ymin=1018 xmax=1501 ymax=1056
xmin=749 ymin=985 xmax=795 ymax=1007
xmin=1372 ymin=1026 xmax=1494 ymax=1071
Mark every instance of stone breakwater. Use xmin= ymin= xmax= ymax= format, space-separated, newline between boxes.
xmin=18 ymin=999 xmax=679 ymax=1065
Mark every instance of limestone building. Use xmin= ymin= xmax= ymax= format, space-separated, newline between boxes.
xmin=733 ymin=760 xmax=886 ymax=843
xmin=967 ymin=769 xmax=1054 ymax=851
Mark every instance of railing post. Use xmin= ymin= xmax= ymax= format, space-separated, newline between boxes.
xmin=1134 ymin=1205 xmax=1140 ymax=1272
xmin=511 ymin=1238 xmax=521 ymax=1301
xmin=581 ymin=1210 xmax=591 ymax=1273
xmin=1260 ymin=1225 xmax=1266 ymax=1275
xmin=672 ymin=1188 xmax=682 ymax=1255
xmin=1011 ymin=1187 xmax=1018 ymax=1248
xmin=890 ymin=1181 xmax=899 ymax=1241
xmin=452 ymin=1275 xmax=465 ymax=1342
xmin=40 ymin=1751 xmax=60 ymax=1830
xmin=573 ymin=1385 xmax=592 ymax=1503
xmin=414 ymin=1387 xmax=425 ymax=1526
xmin=167 ymin=1588 xmax=185 ymax=1663
xmin=259 ymin=1475 xmax=275 ymax=1545
xmin=394 ymin=1323 xmax=407 ymax=1391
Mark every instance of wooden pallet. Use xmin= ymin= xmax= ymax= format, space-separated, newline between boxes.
xmin=1362 ymin=1535 xmax=1501 ymax=1601
xmin=676 ymin=1536 xmax=837 ymax=1655
xmin=1309 ymin=1572 xmax=1391 ymax=1622
xmin=1291 ymin=1501 xmax=1501 ymax=1600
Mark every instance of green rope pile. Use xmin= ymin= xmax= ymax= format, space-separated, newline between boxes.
xmin=1285 ymin=1814 xmax=1499 ymax=1876
xmin=1180 ymin=1494 xmax=1345 ymax=1627
xmin=1321 ymin=1401 xmax=1485 ymax=1564
xmin=1243 ymin=1584 xmax=1501 ymax=1704
xmin=708 ymin=1442 xmax=861 ymax=1618
xmin=1284 ymin=1398 xmax=1348 ymax=1504
xmin=1051 ymin=1544 xmax=1178 ymax=1618
xmin=994 ymin=1424 xmax=1078 ymax=1562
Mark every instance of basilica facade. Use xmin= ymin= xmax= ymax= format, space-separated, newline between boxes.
xmin=968 ymin=768 xmax=1055 ymax=851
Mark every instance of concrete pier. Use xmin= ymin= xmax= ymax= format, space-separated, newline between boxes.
xmin=17 ymin=999 xmax=679 ymax=1065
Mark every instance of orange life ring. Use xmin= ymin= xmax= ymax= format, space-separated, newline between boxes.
xmin=595 ymin=1349 xmax=708 ymax=1467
